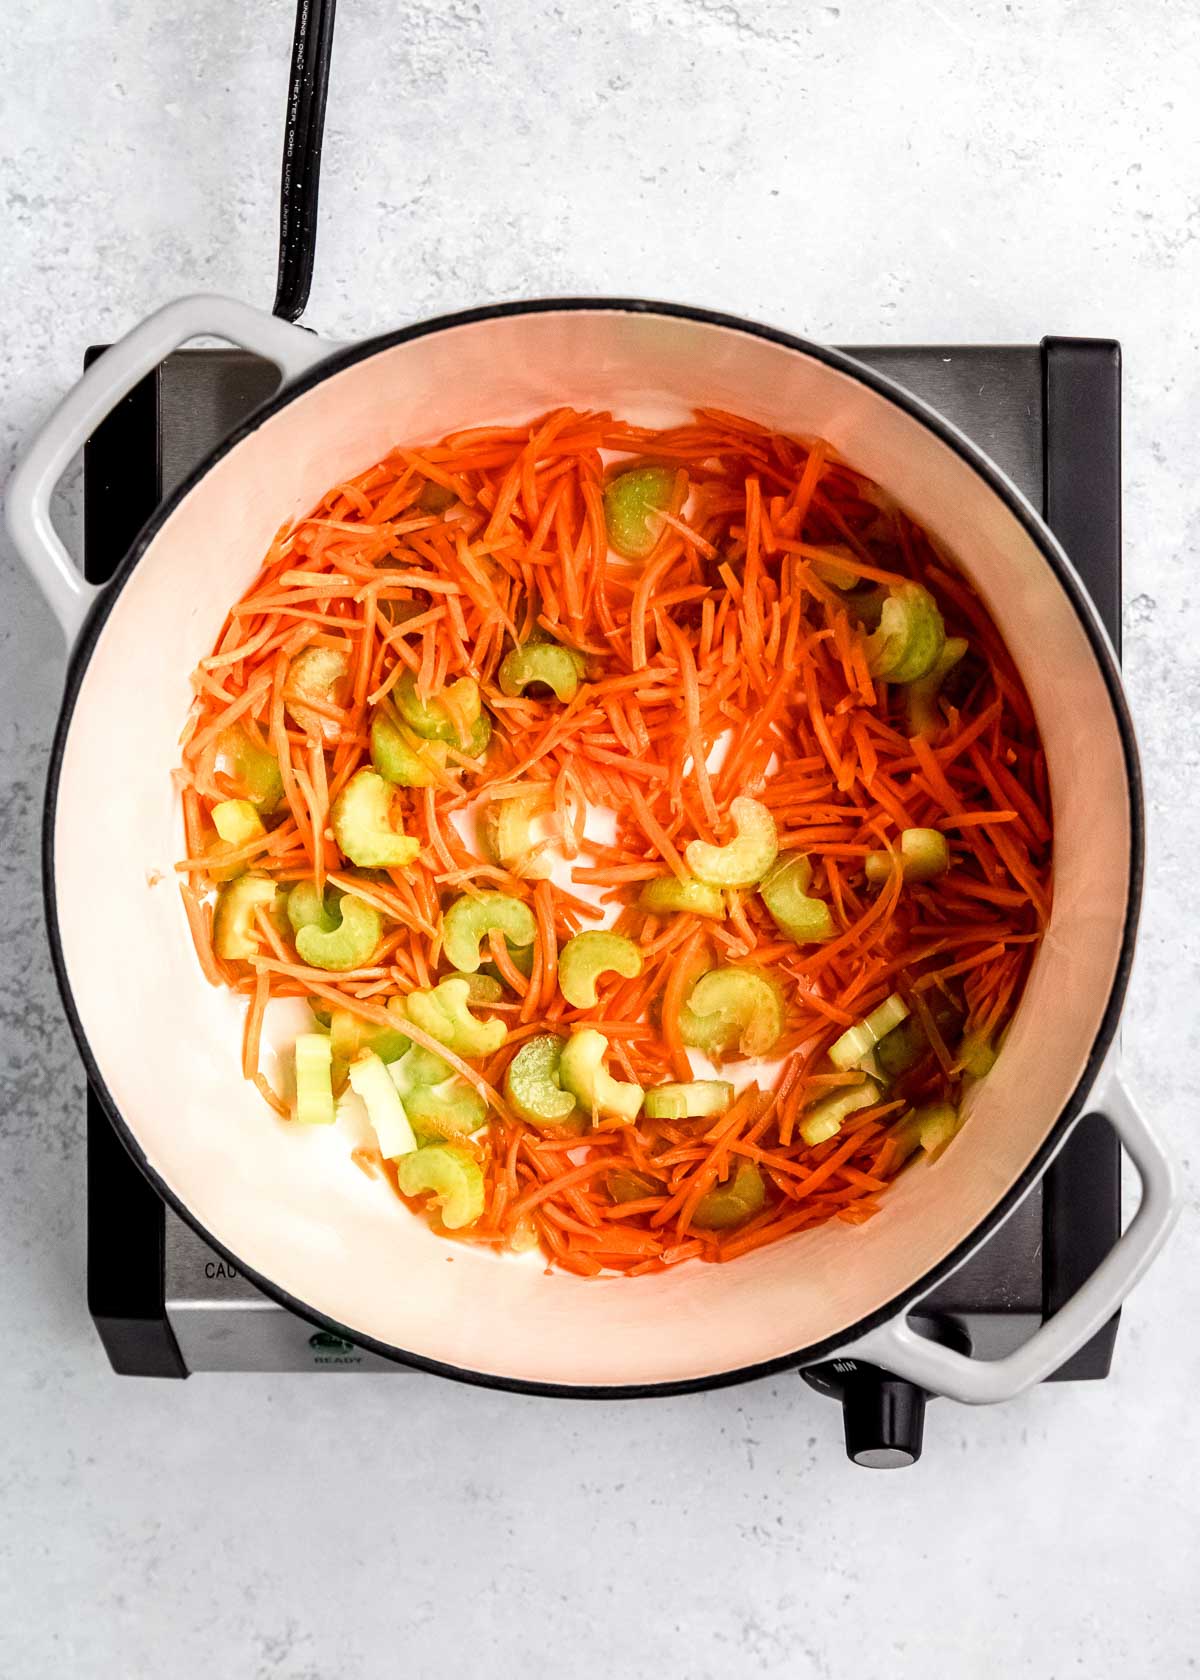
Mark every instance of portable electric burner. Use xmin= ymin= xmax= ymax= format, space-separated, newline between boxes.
xmin=82 ymin=333 xmax=1125 ymax=1463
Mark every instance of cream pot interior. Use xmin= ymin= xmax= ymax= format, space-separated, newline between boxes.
xmin=51 ymin=308 xmax=1132 ymax=1388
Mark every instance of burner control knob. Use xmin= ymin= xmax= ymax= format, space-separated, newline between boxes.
xmin=801 ymin=1359 xmax=926 ymax=1467
xmin=840 ymin=1367 xmax=926 ymax=1469
xmin=802 ymin=1321 xmax=969 ymax=1468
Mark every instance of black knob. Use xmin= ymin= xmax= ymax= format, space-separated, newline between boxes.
xmin=840 ymin=1368 xmax=926 ymax=1469
xmin=801 ymin=1318 xmax=970 ymax=1467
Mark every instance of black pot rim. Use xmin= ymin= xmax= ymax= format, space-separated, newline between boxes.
xmin=43 ymin=295 xmax=1143 ymax=1399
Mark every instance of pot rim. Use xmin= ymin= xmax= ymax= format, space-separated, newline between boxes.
xmin=43 ymin=295 xmax=1143 ymax=1397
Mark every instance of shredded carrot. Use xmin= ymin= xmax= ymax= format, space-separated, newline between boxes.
xmin=176 ymin=406 xmax=1052 ymax=1277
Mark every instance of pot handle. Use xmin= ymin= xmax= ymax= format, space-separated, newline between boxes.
xmin=839 ymin=1067 xmax=1179 ymax=1404
xmin=4 ymin=293 xmax=331 ymax=648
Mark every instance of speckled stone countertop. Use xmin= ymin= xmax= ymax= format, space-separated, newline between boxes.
xmin=2 ymin=3 xmax=1198 ymax=1675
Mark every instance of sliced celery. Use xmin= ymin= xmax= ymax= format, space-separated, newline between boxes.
xmin=294 ymin=892 xmax=382 ymax=972
xmin=218 ymin=726 xmax=283 ymax=815
xmin=908 ymin=637 xmax=969 ymax=736
xmin=445 ymin=972 xmax=504 ymax=1004
xmin=558 ymin=930 xmax=644 ymax=1008
xmin=396 ymin=1143 xmax=485 ymax=1229
xmin=692 ymin=1161 xmax=766 ymax=1230
xmin=865 ymin=827 xmax=950 ymax=885
xmin=370 ymin=711 xmax=449 ymax=787
xmin=498 ymin=642 xmax=586 ymax=703
xmin=603 ymin=464 xmax=675 ymax=560
xmin=391 ymin=1055 xmax=487 ymax=1144
xmin=212 ymin=799 xmax=265 ymax=847
xmin=507 ymin=1219 xmax=541 ymax=1253
xmin=685 ymin=797 xmax=778 ymax=889
xmin=798 ymin=1076 xmax=881 ymax=1148
xmin=865 ymin=582 xmax=946 ymax=683
xmin=206 ymin=797 xmax=266 ymax=882
xmin=212 ymin=873 xmax=279 ymax=960
xmin=872 ymin=1017 xmax=925 ymax=1081
xmin=503 ymin=1034 xmax=582 ymax=1131
xmin=607 ymin=1168 xmax=662 ymax=1204
xmin=294 ymin=1032 xmax=336 ymax=1126
xmin=808 ymin=543 xmax=862 ymax=592
xmin=330 ymin=769 xmax=421 ymax=869
xmin=348 ymin=1049 xmax=418 ymax=1158
xmin=636 ymin=874 xmax=726 ymax=920
xmin=394 ymin=671 xmax=481 ymax=746
xmin=328 ymin=1007 xmax=410 ymax=1067
xmin=678 ymin=966 xmax=786 ymax=1059
xmin=403 ymin=977 xmax=506 ymax=1059
xmin=287 ymin=880 xmax=341 ymax=936
xmin=558 ymin=1029 xmax=644 ymax=1123
xmin=442 ymin=892 xmax=537 ymax=974
xmin=829 ymin=994 xmax=911 ymax=1070
xmin=286 ymin=644 xmax=351 ymax=741
xmin=477 ymin=789 xmax=555 ymax=881
xmin=959 ymin=1027 xmax=997 ymax=1078
xmin=759 ymin=854 xmax=836 ymax=943
xmin=643 ymin=1080 xmax=733 ymax=1120
xmin=915 ymin=1100 xmax=961 ymax=1157
xmin=307 ymin=997 xmax=333 ymax=1029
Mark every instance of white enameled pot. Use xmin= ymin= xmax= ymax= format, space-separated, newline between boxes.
xmin=6 ymin=295 xmax=1179 ymax=1401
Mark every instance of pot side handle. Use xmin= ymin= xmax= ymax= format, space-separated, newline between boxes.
xmin=839 ymin=1069 xmax=1180 ymax=1405
xmin=4 ymin=294 xmax=332 ymax=649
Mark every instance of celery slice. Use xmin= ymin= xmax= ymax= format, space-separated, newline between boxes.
xmin=759 ymin=854 xmax=835 ymax=943
xmin=445 ymin=972 xmax=504 ymax=1004
xmin=348 ymin=1050 xmax=418 ymax=1158
xmin=504 ymin=1034 xmax=582 ymax=1131
xmin=293 ymin=892 xmax=382 ymax=972
xmin=915 ymin=1100 xmax=961 ymax=1157
xmin=286 ymin=645 xmax=351 ymax=742
xmin=865 ymin=582 xmax=946 ymax=683
xmin=558 ymin=931 xmax=644 ymax=1008
xmin=643 ymin=1080 xmax=734 ymax=1120
xmin=294 ymin=1033 xmax=336 ymax=1126
xmin=678 ymin=966 xmax=786 ymax=1059
xmin=396 ymin=1143 xmax=485 ymax=1229
xmin=498 ymin=642 xmax=586 ymax=703
xmin=218 ymin=726 xmax=283 ymax=814
xmin=390 ymin=1051 xmax=488 ymax=1144
xmin=206 ymin=798 xmax=267 ymax=882
xmin=558 ymin=1029 xmax=644 ymax=1122
xmin=212 ymin=799 xmax=265 ymax=847
xmin=213 ymin=873 xmax=279 ymax=960
xmin=442 ymin=892 xmax=537 ymax=974
xmin=637 ymin=874 xmax=726 ymax=920
xmin=959 ymin=1027 xmax=997 ymax=1078
xmin=370 ymin=711 xmax=450 ymax=787
xmin=865 ymin=827 xmax=949 ymax=885
xmin=685 ymin=797 xmax=778 ymax=889
xmin=402 ymin=977 xmax=506 ymax=1059
xmin=829 ymin=994 xmax=911 ymax=1071
xmin=603 ymin=465 xmax=675 ymax=559
xmin=330 ymin=769 xmax=421 ymax=869
xmin=607 ymin=1169 xmax=663 ymax=1204
xmin=394 ymin=671 xmax=481 ymax=746
xmin=287 ymin=880 xmax=340 ymax=936
xmin=908 ymin=637 xmax=968 ymax=736
xmin=328 ymin=1007 xmax=409 ymax=1066
xmin=477 ymin=789 xmax=556 ymax=881
xmin=798 ymin=1076 xmax=881 ymax=1147
xmin=692 ymin=1161 xmax=766 ymax=1230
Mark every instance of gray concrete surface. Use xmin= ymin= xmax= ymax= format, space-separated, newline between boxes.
xmin=2 ymin=2 xmax=1198 ymax=1675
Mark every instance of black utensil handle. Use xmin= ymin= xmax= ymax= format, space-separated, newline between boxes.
xmin=273 ymin=0 xmax=338 ymax=322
